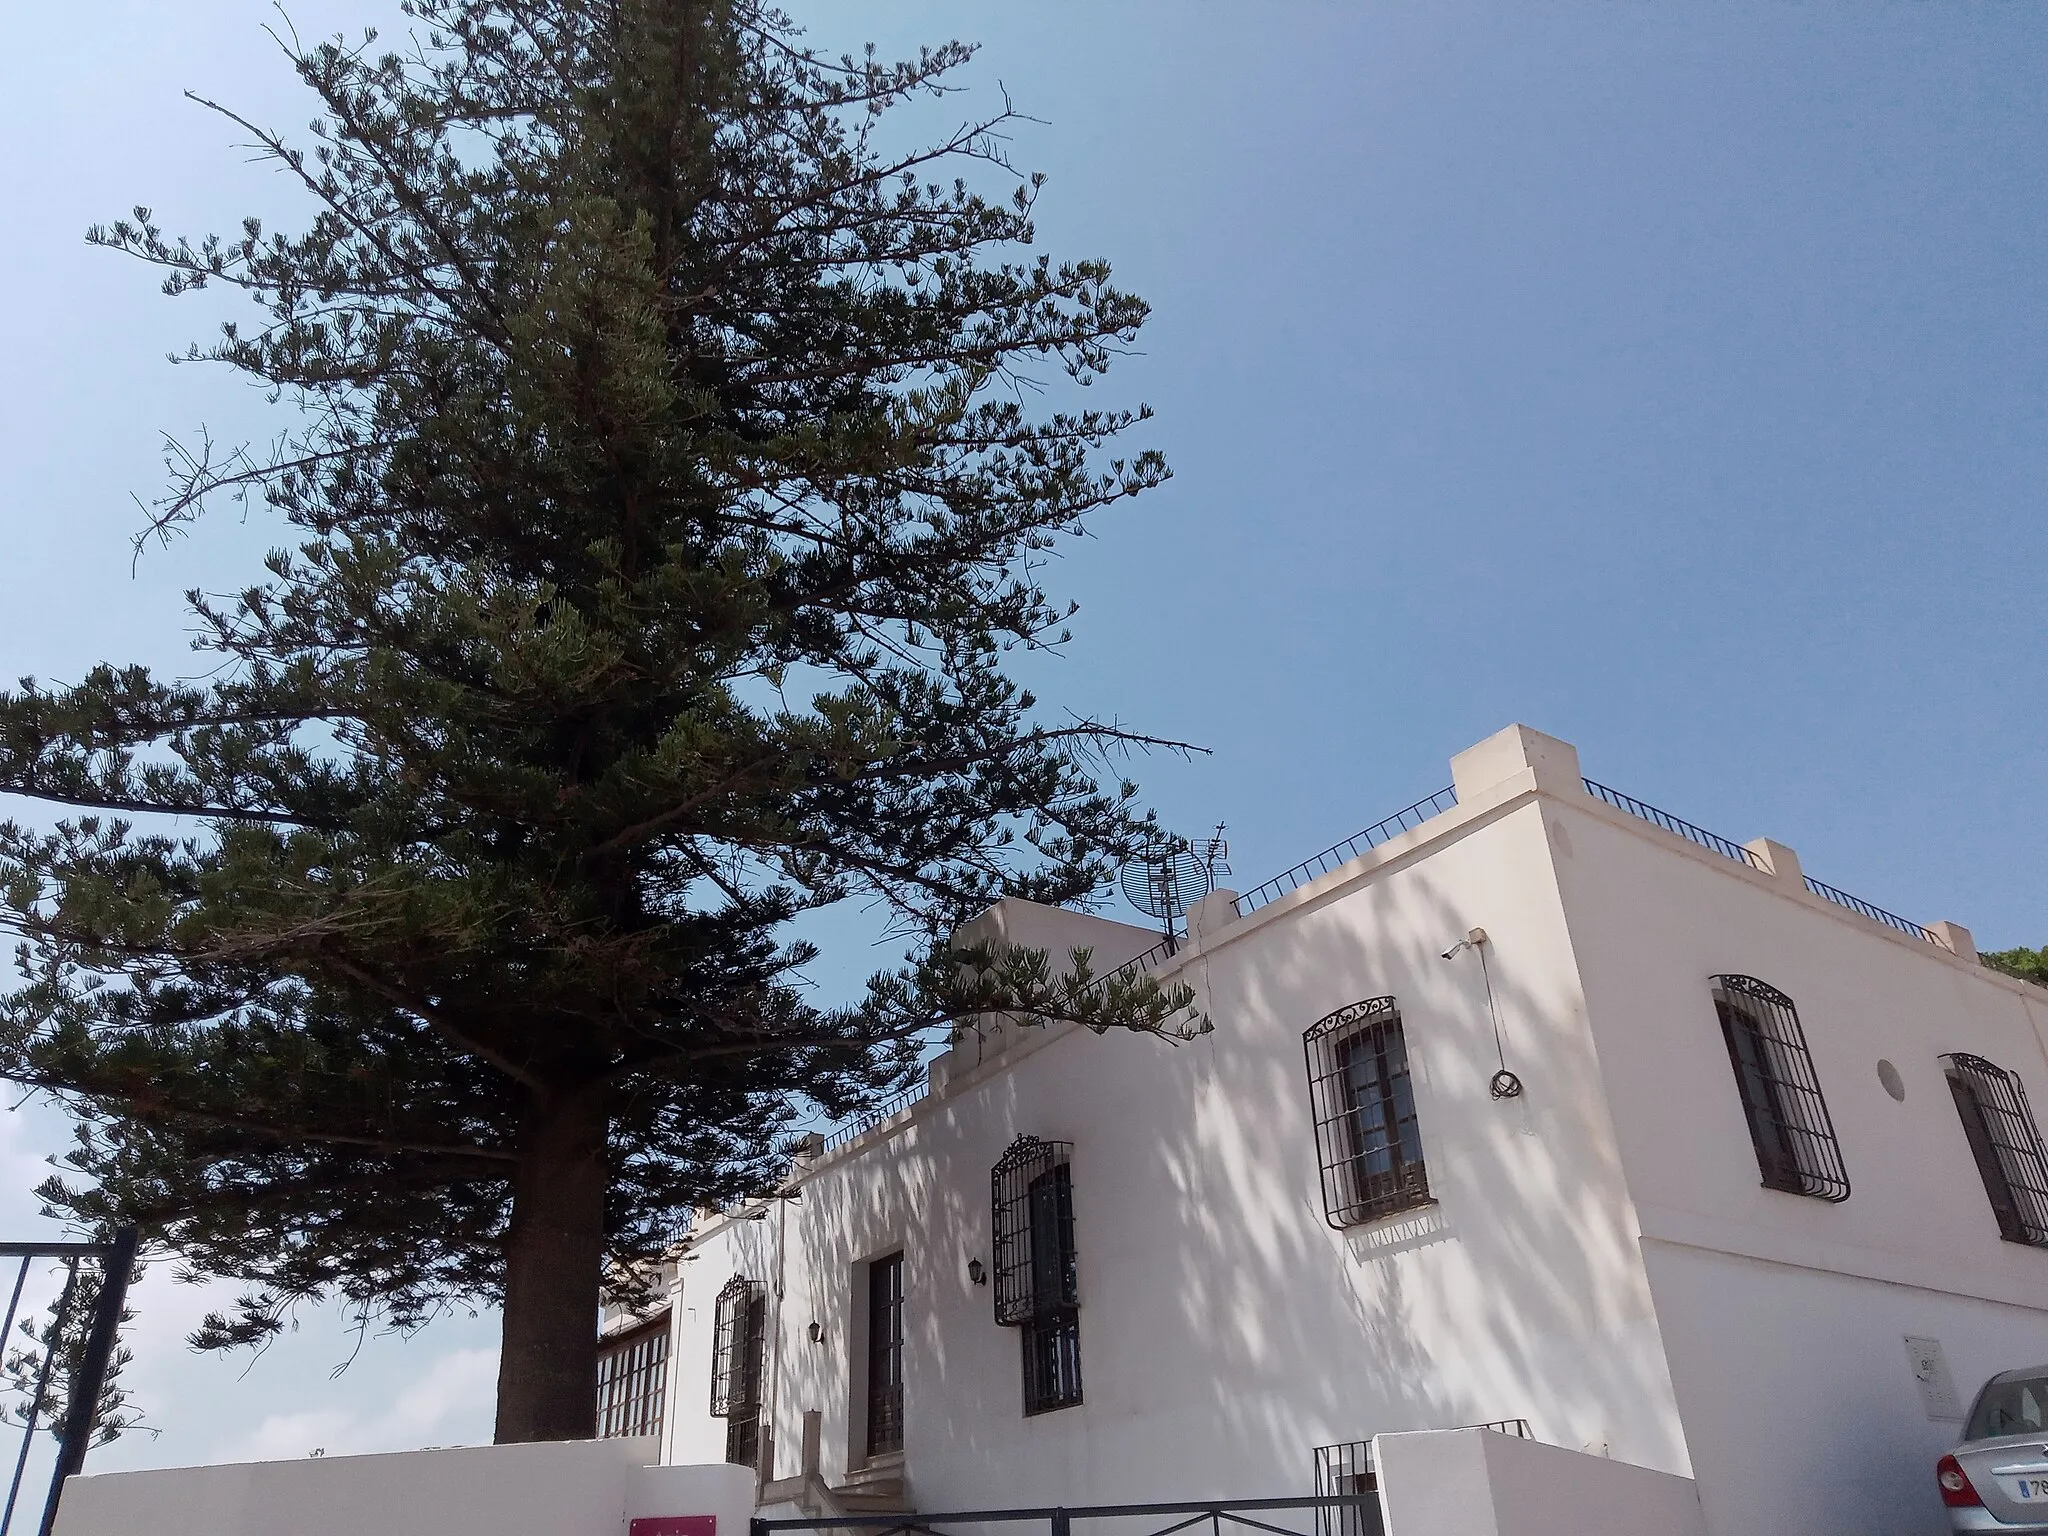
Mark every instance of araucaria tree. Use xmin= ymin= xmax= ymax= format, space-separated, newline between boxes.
xmin=0 ymin=0 xmax=1190 ymax=1442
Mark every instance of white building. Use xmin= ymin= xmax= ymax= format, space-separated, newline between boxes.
xmin=618 ymin=724 xmax=2048 ymax=1536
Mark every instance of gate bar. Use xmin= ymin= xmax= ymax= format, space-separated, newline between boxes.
xmin=33 ymin=1226 xmax=138 ymax=1536
xmin=754 ymin=1494 xmax=1379 ymax=1533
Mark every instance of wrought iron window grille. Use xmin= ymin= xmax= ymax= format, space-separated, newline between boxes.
xmin=992 ymin=1136 xmax=1082 ymax=1414
xmin=709 ymin=1275 xmax=757 ymax=1417
xmin=1304 ymin=998 xmax=1432 ymax=1229
xmin=596 ymin=1315 xmax=670 ymax=1440
xmin=710 ymin=1275 xmax=767 ymax=1467
xmin=1020 ymin=1307 xmax=1083 ymax=1417
xmin=1235 ymin=790 xmax=1459 ymax=917
xmin=1710 ymin=976 xmax=1850 ymax=1202
xmin=992 ymin=1137 xmax=1078 ymax=1325
xmin=1581 ymin=780 xmax=1765 ymax=870
xmin=1943 ymin=1053 xmax=2048 ymax=1247
xmin=865 ymin=1252 xmax=906 ymax=1457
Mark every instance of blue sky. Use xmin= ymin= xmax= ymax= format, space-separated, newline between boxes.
xmin=2 ymin=0 xmax=2045 ymax=1468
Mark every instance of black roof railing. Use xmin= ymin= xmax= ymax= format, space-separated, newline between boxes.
xmin=1586 ymin=777 xmax=1952 ymax=949
xmin=1802 ymin=877 xmax=1940 ymax=945
xmin=815 ymin=932 xmax=1187 ymax=1158
xmin=819 ymin=1082 xmax=928 ymax=1155
xmin=1582 ymin=779 xmax=1766 ymax=870
xmin=811 ymin=776 xmax=1959 ymax=1164
xmin=1233 ymin=789 xmax=1459 ymax=917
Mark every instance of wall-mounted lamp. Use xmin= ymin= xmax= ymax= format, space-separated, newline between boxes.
xmin=966 ymin=1258 xmax=986 ymax=1285
xmin=807 ymin=1321 xmax=823 ymax=1343
xmin=1439 ymin=927 xmax=1488 ymax=961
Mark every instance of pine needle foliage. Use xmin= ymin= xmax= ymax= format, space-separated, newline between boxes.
xmin=0 ymin=0 xmax=1189 ymax=1441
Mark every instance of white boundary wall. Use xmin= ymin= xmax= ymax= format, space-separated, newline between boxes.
xmin=1374 ymin=1428 xmax=1706 ymax=1536
xmin=50 ymin=1440 xmax=754 ymax=1536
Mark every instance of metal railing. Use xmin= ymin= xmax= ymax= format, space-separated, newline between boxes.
xmin=0 ymin=1229 xmax=137 ymax=1536
xmin=1586 ymin=778 xmax=1953 ymax=947
xmin=1313 ymin=1418 xmax=1531 ymax=1480
xmin=811 ymin=773 xmax=1957 ymax=1164
xmin=1801 ymin=877 xmax=1940 ymax=945
xmin=1581 ymin=780 xmax=1766 ymax=870
xmin=1311 ymin=1417 xmax=1530 ymax=1535
xmin=816 ymin=935 xmax=1186 ymax=1159
xmin=1094 ymin=935 xmax=1180 ymax=991
xmin=1233 ymin=790 xmax=1459 ymax=917
xmin=754 ymin=1494 xmax=1378 ymax=1536
xmin=820 ymin=1082 xmax=929 ymax=1155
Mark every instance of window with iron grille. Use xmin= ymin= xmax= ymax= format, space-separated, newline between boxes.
xmin=1710 ymin=976 xmax=1849 ymax=1201
xmin=1944 ymin=1054 xmax=2048 ymax=1246
xmin=596 ymin=1315 xmax=669 ymax=1440
xmin=865 ymin=1251 xmax=905 ymax=1457
xmin=709 ymin=1275 xmax=767 ymax=1468
xmin=1020 ymin=1306 xmax=1081 ymax=1417
xmin=991 ymin=1136 xmax=1081 ymax=1414
xmin=1304 ymin=998 xmax=1430 ymax=1228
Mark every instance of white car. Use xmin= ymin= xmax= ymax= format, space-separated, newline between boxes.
xmin=1941 ymin=1366 xmax=2048 ymax=1531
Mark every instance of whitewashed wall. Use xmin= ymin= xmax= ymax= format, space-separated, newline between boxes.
xmin=50 ymin=1439 xmax=752 ymax=1536
xmin=1373 ymin=1426 xmax=1706 ymax=1536
xmin=671 ymin=731 xmax=1688 ymax=1510
xmin=1546 ymin=774 xmax=2048 ymax=1535
xmin=669 ymin=724 xmax=2048 ymax=1536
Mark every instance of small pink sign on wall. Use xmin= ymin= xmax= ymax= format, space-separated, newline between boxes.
xmin=630 ymin=1518 xmax=717 ymax=1536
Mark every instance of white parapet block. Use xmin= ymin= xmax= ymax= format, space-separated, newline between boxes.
xmin=1372 ymin=1428 xmax=1705 ymax=1536
xmin=50 ymin=1439 xmax=756 ymax=1536
xmin=1448 ymin=725 xmax=1584 ymax=805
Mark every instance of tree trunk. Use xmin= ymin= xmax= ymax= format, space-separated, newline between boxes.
xmin=495 ymin=1085 xmax=608 ymax=1443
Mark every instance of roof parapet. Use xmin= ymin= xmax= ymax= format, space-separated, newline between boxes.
xmin=1450 ymin=723 xmax=1586 ymax=803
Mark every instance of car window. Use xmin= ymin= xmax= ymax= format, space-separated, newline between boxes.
xmin=1967 ymin=1378 xmax=2048 ymax=1441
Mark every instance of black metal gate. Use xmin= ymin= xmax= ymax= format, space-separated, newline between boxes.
xmin=752 ymin=1493 xmax=1378 ymax=1536
xmin=0 ymin=1229 xmax=138 ymax=1536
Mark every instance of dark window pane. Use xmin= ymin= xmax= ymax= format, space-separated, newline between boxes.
xmin=865 ymin=1252 xmax=905 ymax=1457
xmin=991 ymin=1137 xmax=1076 ymax=1323
xmin=1305 ymin=999 xmax=1431 ymax=1228
xmin=1945 ymin=1054 xmax=2048 ymax=1246
xmin=1021 ymin=1308 xmax=1082 ymax=1414
xmin=991 ymin=1136 xmax=1083 ymax=1415
xmin=1710 ymin=977 xmax=1849 ymax=1202
xmin=597 ymin=1319 xmax=669 ymax=1440
xmin=713 ymin=1283 xmax=768 ymax=1469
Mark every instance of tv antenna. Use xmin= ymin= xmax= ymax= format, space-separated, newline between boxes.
xmin=1120 ymin=827 xmax=1226 ymax=950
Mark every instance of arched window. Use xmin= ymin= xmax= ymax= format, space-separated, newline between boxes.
xmin=1304 ymin=997 xmax=1431 ymax=1228
xmin=991 ymin=1136 xmax=1081 ymax=1414
xmin=709 ymin=1275 xmax=766 ymax=1466
xmin=1710 ymin=975 xmax=1849 ymax=1201
xmin=1944 ymin=1053 xmax=2048 ymax=1246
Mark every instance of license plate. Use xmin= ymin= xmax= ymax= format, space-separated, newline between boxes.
xmin=2006 ymin=1477 xmax=2048 ymax=1502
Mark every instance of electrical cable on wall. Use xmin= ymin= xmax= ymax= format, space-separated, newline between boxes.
xmin=1476 ymin=941 xmax=1523 ymax=1099
xmin=1440 ymin=927 xmax=1523 ymax=1099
